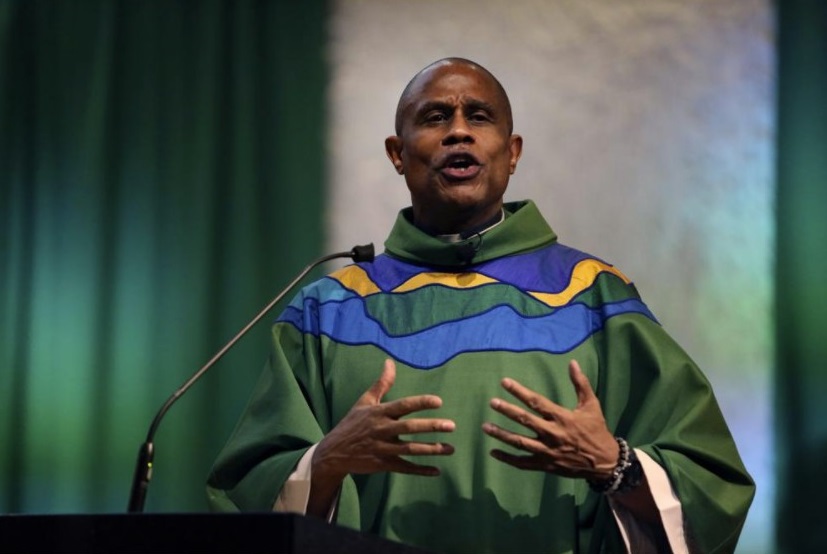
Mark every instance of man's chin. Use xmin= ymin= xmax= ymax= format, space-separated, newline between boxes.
xmin=438 ymin=180 xmax=488 ymax=205
xmin=441 ymin=192 xmax=503 ymax=224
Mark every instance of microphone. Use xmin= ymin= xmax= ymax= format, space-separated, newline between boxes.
xmin=127 ymin=244 xmax=375 ymax=513
xmin=456 ymin=233 xmax=483 ymax=264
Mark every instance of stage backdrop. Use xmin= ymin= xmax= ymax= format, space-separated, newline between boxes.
xmin=774 ymin=1 xmax=827 ymax=553
xmin=326 ymin=1 xmax=774 ymax=552
xmin=0 ymin=0 xmax=330 ymax=513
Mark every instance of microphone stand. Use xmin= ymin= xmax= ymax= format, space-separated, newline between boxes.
xmin=127 ymin=244 xmax=375 ymax=513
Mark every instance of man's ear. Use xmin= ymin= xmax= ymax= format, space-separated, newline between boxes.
xmin=385 ymin=136 xmax=404 ymax=175
xmin=508 ymin=134 xmax=523 ymax=174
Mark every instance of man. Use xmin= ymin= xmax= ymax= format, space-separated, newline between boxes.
xmin=208 ymin=58 xmax=754 ymax=553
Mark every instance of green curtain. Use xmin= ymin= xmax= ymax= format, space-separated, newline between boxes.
xmin=0 ymin=0 xmax=328 ymax=513
xmin=775 ymin=0 xmax=827 ymax=552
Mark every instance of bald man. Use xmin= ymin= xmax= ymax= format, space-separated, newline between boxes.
xmin=208 ymin=58 xmax=754 ymax=553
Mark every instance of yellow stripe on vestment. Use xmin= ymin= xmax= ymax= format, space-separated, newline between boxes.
xmin=329 ymin=258 xmax=630 ymax=306
xmin=387 ymin=258 xmax=630 ymax=307
xmin=329 ymin=265 xmax=382 ymax=296
xmin=392 ymin=272 xmax=498 ymax=292
xmin=529 ymin=259 xmax=631 ymax=307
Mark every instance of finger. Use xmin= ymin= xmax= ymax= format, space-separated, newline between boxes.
xmin=362 ymin=358 xmax=396 ymax=405
xmin=489 ymin=449 xmax=546 ymax=472
xmin=488 ymin=397 xmax=546 ymax=432
xmin=481 ymin=422 xmax=549 ymax=455
xmin=384 ymin=417 xmax=456 ymax=436
xmin=377 ymin=440 xmax=456 ymax=457
xmin=568 ymin=359 xmax=596 ymax=408
xmin=500 ymin=378 xmax=561 ymax=420
xmin=382 ymin=394 xmax=443 ymax=418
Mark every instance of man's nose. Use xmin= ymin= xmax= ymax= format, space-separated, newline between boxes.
xmin=442 ymin=116 xmax=474 ymax=145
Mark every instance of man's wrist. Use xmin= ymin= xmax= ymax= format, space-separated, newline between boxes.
xmin=587 ymin=437 xmax=643 ymax=495
xmin=310 ymin=440 xmax=347 ymax=485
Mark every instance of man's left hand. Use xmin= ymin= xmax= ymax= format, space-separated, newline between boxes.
xmin=482 ymin=359 xmax=618 ymax=481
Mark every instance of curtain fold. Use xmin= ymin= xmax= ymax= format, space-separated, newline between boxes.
xmin=775 ymin=0 xmax=827 ymax=551
xmin=0 ymin=0 xmax=329 ymax=513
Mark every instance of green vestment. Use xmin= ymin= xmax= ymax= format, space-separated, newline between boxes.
xmin=207 ymin=200 xmax=754 ymax=553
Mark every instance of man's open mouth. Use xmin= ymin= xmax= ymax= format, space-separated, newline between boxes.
xmin=439 ymin=153 xmax=482 ymax=180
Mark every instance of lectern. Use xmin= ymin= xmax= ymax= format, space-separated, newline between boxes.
xmin=0 ymin=512 xmax=431 ymax=553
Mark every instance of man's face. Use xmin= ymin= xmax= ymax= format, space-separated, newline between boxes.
xmin=385 ymin=63 xmax=522 ymax=234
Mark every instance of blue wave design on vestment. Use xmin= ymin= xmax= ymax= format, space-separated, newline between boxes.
xmin=359 ymin=243 xmax=603 ymax=293
xmin=284 ymin=276 xmax=360 ymax=311
xmin=277 ymin=296 xmax=655 ymax=370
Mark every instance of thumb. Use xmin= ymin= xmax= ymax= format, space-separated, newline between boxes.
xmin=569 ymin=359 xmax=596 ymax=408
xmin=362 ymin=358 xmax=396 ymax=405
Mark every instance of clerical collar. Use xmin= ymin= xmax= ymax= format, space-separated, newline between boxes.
xmin=385 ymin=200 xmax=557 ymax=268
xmin=431 ymin=209 xmax=506 ymax=244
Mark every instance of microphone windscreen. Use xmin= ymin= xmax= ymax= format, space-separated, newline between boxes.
xmin=351 ymin=243 xmax=375 ymax=262
xmin=456 ymin=242 xmax=477 ymax=264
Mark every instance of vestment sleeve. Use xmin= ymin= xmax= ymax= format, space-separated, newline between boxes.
xmin=205 ymin=317 xmax=324 ymax=510
xmin=598 ymin=314 xmax=755 ymax=553
xmin=206 ymin=306 xmax=361 ymax=528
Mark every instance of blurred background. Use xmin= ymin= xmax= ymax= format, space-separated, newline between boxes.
xmin=1 ymin=1 xmax=825 ymax=553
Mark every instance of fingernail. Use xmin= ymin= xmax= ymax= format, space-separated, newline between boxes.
xmin=490 ymin=398 xmax=500 ymax=409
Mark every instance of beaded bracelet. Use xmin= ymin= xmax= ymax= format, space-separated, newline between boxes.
xmin=587 ymin=437 xmax=642 ymax=495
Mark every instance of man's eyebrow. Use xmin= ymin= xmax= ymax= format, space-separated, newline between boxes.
xmin=413 ymin=98 xmax=498 ymax=117
xmin=462 ymin=98 xmax=497 ymax=114
xmin=414 ymin=100 xmax=453 ymax=116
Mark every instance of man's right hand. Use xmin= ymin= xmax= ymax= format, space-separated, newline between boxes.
xmin=306 ymin=358 xmax=455 ymax=517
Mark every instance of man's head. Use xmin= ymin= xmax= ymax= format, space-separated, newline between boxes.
xmin=385 ymin=58 xmax=523 ymax=235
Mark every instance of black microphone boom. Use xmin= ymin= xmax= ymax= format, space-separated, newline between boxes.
xmin=127 ymin=244 xmax=375 ymax=513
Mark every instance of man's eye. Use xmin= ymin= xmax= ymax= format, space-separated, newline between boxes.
xmin=469 ymin=112 xmax=491 ymax=122
xmin=426 ymin=113 xmax=448 ymax=123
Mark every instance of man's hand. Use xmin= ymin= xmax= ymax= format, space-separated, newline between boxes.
xmin=481 ymin=359 xmax=618 ymax=481
xmin=307 ymin=359 xmax=455 ymax=517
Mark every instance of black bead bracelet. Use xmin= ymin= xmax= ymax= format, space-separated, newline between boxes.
xmin=587 ymin=437 xmax=643 ymax=495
